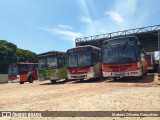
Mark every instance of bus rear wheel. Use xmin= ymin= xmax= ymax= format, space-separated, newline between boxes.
xmin=113 ymin=77 xmax=118 ymax=81
xmin=28 ymin=77 xmax=34 ymax=83
xmin=50 ymin=80 xmax=56 ymax=84
xmin=64 ymin=78 xmax=68 ymax=81
xmin=80 ymin=79 xmax=84 ymax=82
xmin=20 ymin=82 xmax=24 ymax=84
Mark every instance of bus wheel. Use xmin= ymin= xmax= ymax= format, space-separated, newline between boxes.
xmin=80 ymin=79 xmax=84 ymax=82
xmin=28 ymin=77 xmax=34 ymax=83
xmin=50 ymin=80 xmax=56 ymax=84
xmin=113 ymin=77 xmax=118 ymax=81
xmin=20 ymin=82 xmax=24 ymax=84
xmin=99 ymin=76 xmax=104 ymax=80
xmin=65 ymin=78 xmax=68 ymax=82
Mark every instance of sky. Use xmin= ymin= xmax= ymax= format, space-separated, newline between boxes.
xmin=0 ymin=0 xmax=160 ymax=54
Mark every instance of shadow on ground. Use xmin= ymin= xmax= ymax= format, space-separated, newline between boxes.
xmin=39 ymin=78 xmax=106 ymax=85
xmin=39 ymin=79 xmax=68 ymax=85
xmin=39 ymin=75 xmax=155 ymax=85
xmin=107 ymin=75 xmax=154 ymax=83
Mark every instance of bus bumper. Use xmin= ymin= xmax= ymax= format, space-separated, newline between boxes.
xmin=9 ymin=75 xmax=20 ymax=83
xmin=38 ymin=77 xmax=59 ymax=81
xmin=67 ymin=73 xmax=94 ymax=80
xmin=103 ymin=69 xmax=142 ymax=77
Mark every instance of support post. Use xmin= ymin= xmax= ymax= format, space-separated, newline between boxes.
xmin=158 ymin=31 xmax=160 ymax=73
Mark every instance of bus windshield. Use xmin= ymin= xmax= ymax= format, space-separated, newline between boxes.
xmin=103 ymin=42 xmax=137 ymax=64
xmin=38 ymin=58 xmax=46 ymax=70
xmin=8 ymin=65 xmax=18 ymax=75
xmin=38 ymin=56 xmax=58 ymax=70
xmin=67 ymin=51 xmax=92 ymax=68
xmin=46 ymin=56 xmax=57 ymax=69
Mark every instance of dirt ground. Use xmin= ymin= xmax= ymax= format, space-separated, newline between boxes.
xmin=0 ymin=75 xmax=160 ymax=120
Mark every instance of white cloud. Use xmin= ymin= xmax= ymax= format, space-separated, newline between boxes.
xmin=111 ymin=0 xmax=148 ymax=28
xmin=79 ymin=17 xmax=110 ymax=36
xmin=77 ymin=0 xmax=151 ymax=38
xmin=106 ymin=11 xmax=124 ymax=24
xmin=38 ymin=0 xmax=152 ymax=47
xmin=53 ymin=29 xmax=81 ymax=40
xmin=78 ymin=0 xmax=90 ymax=17
xmin=58 ymin=24 xmax=73 ymax=30
xmin=115 ymin=0 xmax=137 ymax=17
xmin=38 ymin=25 xmax=82 ymax=43
xmin=77 ymin=0 xmax=110 ymax=36
xmin=80 ymin=16 xmax=93 ymax=24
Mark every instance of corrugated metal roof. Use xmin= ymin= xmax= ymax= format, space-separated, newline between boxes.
xmin=76 ymin=25 xmax=160 ymax=52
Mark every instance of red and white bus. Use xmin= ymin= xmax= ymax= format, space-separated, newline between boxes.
xmin=66 ymin=45 xmax=102 ymax=81
xmin=8 ymin=62 xmax=38 ymax=84
xmin=102 ymin=36 xmax=148 ymax=80
xmin=145 ymin=52 xmax=156 ymax=72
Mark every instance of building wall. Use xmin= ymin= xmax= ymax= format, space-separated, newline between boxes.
xmin=0 ymin=74 xmax=8 ymax=84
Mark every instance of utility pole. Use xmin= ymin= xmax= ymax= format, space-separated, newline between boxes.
xmin=158 ymin=31 xmax=160 ymax=73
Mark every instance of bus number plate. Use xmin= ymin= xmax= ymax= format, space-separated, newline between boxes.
xmin=114 ymin=72 xmax=126 ymax=76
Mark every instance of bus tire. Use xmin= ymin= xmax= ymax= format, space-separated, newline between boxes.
xmin=20 ymin=82 xmax=24 ymax=84
xmin=28 ymin=76 xmax=34 ymax=83
xmin=113 ymin=77 xmax=118 ymax=81
xmin=80 ymin=79 xmax=84 ymax=82
xmin=99 ymin=76 xmax=103 ymax=80
xmin=51 ymin=80 xmax=56 ymax=84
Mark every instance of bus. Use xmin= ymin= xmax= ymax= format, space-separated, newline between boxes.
xmin=145 ymin=52 xmax=156 ymax=72
xmin=8 ymin=62 xmax=38 ymax=84
xmin=102 ymin=36 xmax=148 ymax=80
xmin=66 ymin=45 xmax=102 ymax=81
xmin=37 ymin=51 xmax=67 ymax=83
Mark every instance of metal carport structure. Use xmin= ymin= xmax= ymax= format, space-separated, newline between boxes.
xmin=75 ymin=24 xmax=160 ymax=72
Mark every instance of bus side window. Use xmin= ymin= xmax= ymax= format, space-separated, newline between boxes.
xmin=28 ymin=64 xmax=34 ymax=72
xmin=35 ymin=64 xmax=38 ymax=71
xmin=20 ymin=64 xmax=28 ymax=74
xmin=58 ymin=55 xmax=65 ymax=68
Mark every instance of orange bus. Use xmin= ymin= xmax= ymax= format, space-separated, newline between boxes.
xmin=8 ymin=62 xmax=38 ymax=84
xmin=102 ymin=36 xmax=148 ymax=80
xmin=66 ymin=45 xmax=102 ymax=81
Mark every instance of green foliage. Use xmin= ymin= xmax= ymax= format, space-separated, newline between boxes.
xmin=16 ymin=48 xmax=37 ymax=62
xmin=0 ymin=40 xmax=37 ymax=73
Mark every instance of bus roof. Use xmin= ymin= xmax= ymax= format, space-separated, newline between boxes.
xmin=37 ymin=51 xmax=66 ymax=58
xmin=67 ymin=45 xmax=100 ymax=52
xmin=9 ymin=62 xmax=37 ymax=67
xmin=102 ymin=36 xmax=138 ymax=43
xmin=102 ymin=35 xmax=146 ymax=55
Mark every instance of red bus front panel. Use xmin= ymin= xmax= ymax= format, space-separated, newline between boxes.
xmin=67 ymin=67 xmax=94 ymax=79
xmin=102 ymin=62 xmax=142 ymax=77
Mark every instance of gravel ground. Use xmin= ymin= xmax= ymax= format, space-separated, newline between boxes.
xmin=0 ymin=76 xmax=160 ymax=120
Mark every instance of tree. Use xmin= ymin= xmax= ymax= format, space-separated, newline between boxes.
xmin=16 ymin=48 xmax=37 ymax=62
xmin=0 ymin=40 xmax=37 ymax=74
